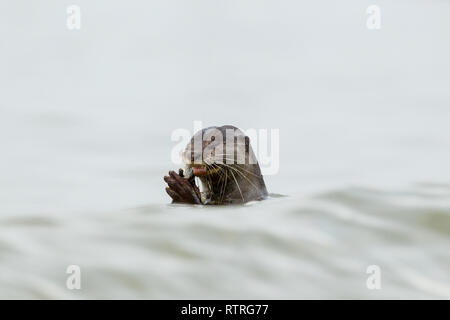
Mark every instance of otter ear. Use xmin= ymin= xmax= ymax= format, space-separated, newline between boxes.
xmin=245 ymin=136 xmax=249 ymax=153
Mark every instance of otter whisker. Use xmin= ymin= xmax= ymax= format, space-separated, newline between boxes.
xmin=220 ymin=169 xmax=228 ymax=203
xmin=211 ymin=164 xmax=225 ymax=186
xmin=208 ymin=162 xmax=261 ymax=202
xmin=216 ymin=158 xmax=252 ymax=170
xmin=209 ymin=163 xmax=226 ymax=182
xmin=228 ymin=166 xmax=261 ymax=193
xmin=229 ymin=170 xmax=244 ymax=202
xmin=213 ymin=165 xmax=229 ymax=204
xmin=218 ymin=163 xmax=261 ymax=193
xmin=219 ymin=162 xmax=261 ymax=179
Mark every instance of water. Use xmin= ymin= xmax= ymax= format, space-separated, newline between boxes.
xmin=1 ymin=187 xmax=449 ymax=299
xmin=1 ymin=0 xmax=450 ymax=299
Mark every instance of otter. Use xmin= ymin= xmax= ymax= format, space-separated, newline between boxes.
xmin=164 ymin=125 xmax=268 ymax=204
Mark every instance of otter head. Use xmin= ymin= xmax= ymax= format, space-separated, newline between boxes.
xmin=181 ymin=125 xmax=268 ymax=204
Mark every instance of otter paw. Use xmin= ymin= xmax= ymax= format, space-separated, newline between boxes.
xmin=164 ymin=170 xmax=202 ymax=204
